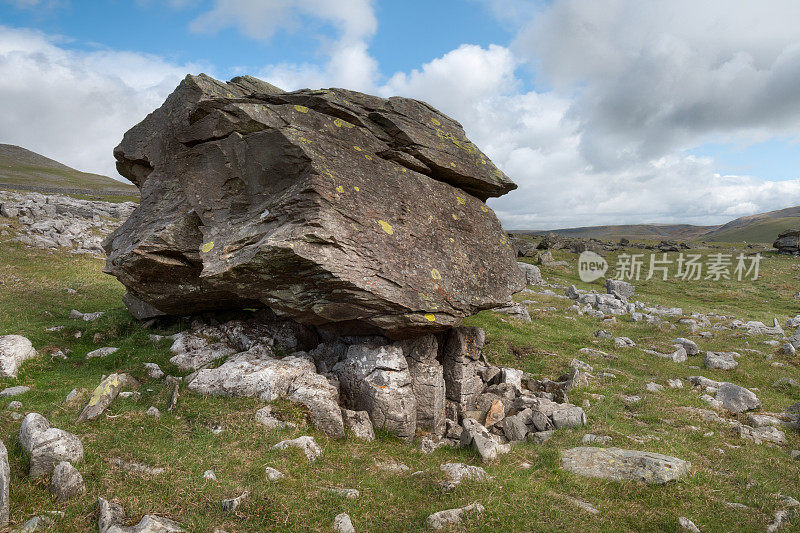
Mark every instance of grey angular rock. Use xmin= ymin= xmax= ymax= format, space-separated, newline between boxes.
xmin=606 ymin=279 xmax=634 ymax=299
xmin=102 ymin=74 xmax=523 ymax=338
xmin=333 ymin=513 xmax=355 ymax=533
xmin=679 ymin=517 xmax=701 ymax=532
xmin=673 ymin=338 xmax=699 ymax=356
xmin=86 ymin=347 xmax=119 ymax=359
xmin=442 ymin=327 xmax=486 ymax=412
xmin=221 ymin=491 xmax=249 ymax=513
xmin=0 ymin=386 xmax=29 ymax=397
xmin=399 ymin=335 xmax=445 ymax=435
xmin=50 ymin=461 xmax=85 ymax=501
xmin=0 ymin=335 xmax=37 ymax=377
xmin=98 ymin=497 xmax=184 ymax=533
xmin=333 ymin=343 xmax=416 ymax=441
xmin=144 ymin=363 xmax=165 ymax=380
xmin=272 ymin=435 xmax=322 ymax=462
xmin=704 ymin=352 xmax=738 ymax=370
xmin=460 ymin=418 xmax=508 ymax=462
xmin=19 ymin=413 xmax=84 ymax=478
xmin=439 ymin=462 xmax=490 ymax=489
xmin=561 ymin=447 xmax=690 ymax=484
xmin=341 ymin=409 xmax=375 ymax=441
xmin=716 ymin=382 xmax=761 ymax=413
xmin=77 ymin=373 xmax=139 ymax=423
xmin=551 ymin=405 xmax=587 ymax=429
xmin=264 ymin=466 xmax=284 ymax=481
xmin=426 ymin=502 xmax=485 ymax=530
xmin=254 ymin=406 xmax=295 ymax=430
xmin=188 ymin=348 xmax=343 ymax=438
xmin=518 ymin=262 xmax=543 ymax=285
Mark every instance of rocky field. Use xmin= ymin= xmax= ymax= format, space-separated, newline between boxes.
xmin=0 ymin=191 xmax=799 ymax=531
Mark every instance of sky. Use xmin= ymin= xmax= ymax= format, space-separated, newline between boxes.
xmin=1 ymin=0 xmax=800 ymax=230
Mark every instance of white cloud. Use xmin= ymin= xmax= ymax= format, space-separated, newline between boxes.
xmin=0 ymin=26 xmax=204 ymax=181
xmin=514 ymin=0 xmax=800 ymax=171
xmin=192 ymin=0 xmax=379 ymax=90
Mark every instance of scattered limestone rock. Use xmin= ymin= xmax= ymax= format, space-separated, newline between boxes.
xmin=0 ymin=386 xmax=29 ymax=397
xmin=19 ymin=413 xmax=84 ymax=478
xmin=460 ymin=418 xmax=509 ymax=462
xmin=716 ymin=383 xmax=761 ymax=414
xmin=333 ymin=513 xmax=356 ymax=533
xmin=606 ymin=279 xmax=635 ymax=299
xmin=203 ymin=470 xmax=217 ymax=482
xmin=144 ymin=363 xmax=165 ymax=380
xmin=272 ymin=436 xmax=322 ymax=462
xmin=439 ymin=462 xmax=490 ymax=490
xmin=77 ymin=373 xmax=139 ymax=422
xmin=146 ymin=407 xmax=161 ymax=419
xmin=254 ymin=406 xmax=295 ymax=430
xmin=341 ymin=409 xmax=375 ymax=441
xmin=86 ymin=347 xmax=119 ymax=359
xmin=264 ymin=467 xmax=284 ymax=481
xmin=98 ymin=497 xmax=184 ymax=532
xmin=704 ymin=352 xmax=738 ymax=370
xmin=188 ymin=349 xmax=343 ymax=438
xmin=221 ymin=491 xmax=249 ymax=513
xmin=673 ymin=338 xmax=699 ymax=356
xmin=679 ymin=516 xmax=701 ymax=532
xmin=0 ymin=335 xmax=37 ymax=378
xmin=582 ymin=434 xmax=612 ymax=445
xmin=325 ymin=487 xmax=360 ymax=499
xmin=50 ymin=461 xmax=85 ymax=501
xmin=426 ymin=502 xmax=485 ymax=530
xmin=645 ymin=382 xmax=664 ymax=393
xmin=70 ymin=310 xmax=104 ymax=322
xmin=561 ymin=447 xmax=690 ymax=484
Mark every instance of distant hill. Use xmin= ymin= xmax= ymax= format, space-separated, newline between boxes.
xmin=518 ymin=223 xmax=717 ymax=241
xmin=516 ymin=205 xmax=800 ymax=244
xmin=0 ymin=144 xmax=138 ymax=198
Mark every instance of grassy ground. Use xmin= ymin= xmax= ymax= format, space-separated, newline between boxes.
xmin=0 ymin=241 xmax=799 ymax=532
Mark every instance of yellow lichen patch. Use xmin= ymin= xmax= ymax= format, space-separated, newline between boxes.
xmin=202 ymin=241 xmax=214 ymax=253
xmin=364 ymin=154 xmax=372 ymax=161
xmin=450 ymin=162 xmax=456 ymax=167
xmin=456 ymin=196 xmax=466 ymax=205
xmin=353 ymin=145 xmax=363 ymax=151
xmin=87 ymin=375 xmax=120 ymax=407
xmin=353 ymin=186 xmax=360 ymax=192
xmin=226 ymin=92 xmax=233 ymax=98
xmin=336 ymin=185 xmax=344 ymax=193
xmin=449 ymin=238 xmax=455 ymax=243
xmin=298 ymin=137 xmax=311 ymax=144
xmin=378 ymin=220 xmax=394 ymax=235
xmin=430 ymin=268 xmax=442 ymax=280
xmin=451 ymin=214 xmax=458 ymax=220
xmin=480 ymin=205 xmax=489 ymax=212
xmin=431 ymin=118 xmax=441 ymax=126
xmin=294 ymin=105 xmax=309 ymax=113
xmin=500 ymin=236 xmax=508 ymax=245
xmin=333 ymin=118 xmax=355 ymax=128
xmin=424 ymin=313 xmax=436 ymax=322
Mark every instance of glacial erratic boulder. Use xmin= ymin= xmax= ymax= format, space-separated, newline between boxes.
xmin=773 ymin=229 xmax=800 ymax=254
xmin=103 ymin=74 xmax=523 ymax=338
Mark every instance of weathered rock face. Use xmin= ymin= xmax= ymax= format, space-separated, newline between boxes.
xmin=773 ymin=229 xmax=800 ymax=254
xmin=103 ymin=74 xmax=523 ymax=338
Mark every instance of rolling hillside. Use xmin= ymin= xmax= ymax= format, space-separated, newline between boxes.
xmin=0 ymin=144 xmax=138 ymax=197
xmin=520 ymin=206 xmax=800 ymax=243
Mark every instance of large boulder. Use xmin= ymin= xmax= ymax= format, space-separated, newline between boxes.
xmin=774 ymin=229 xmax=800 ymax=254
xmin=103 ymin=74 xmax=523 ymax=338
